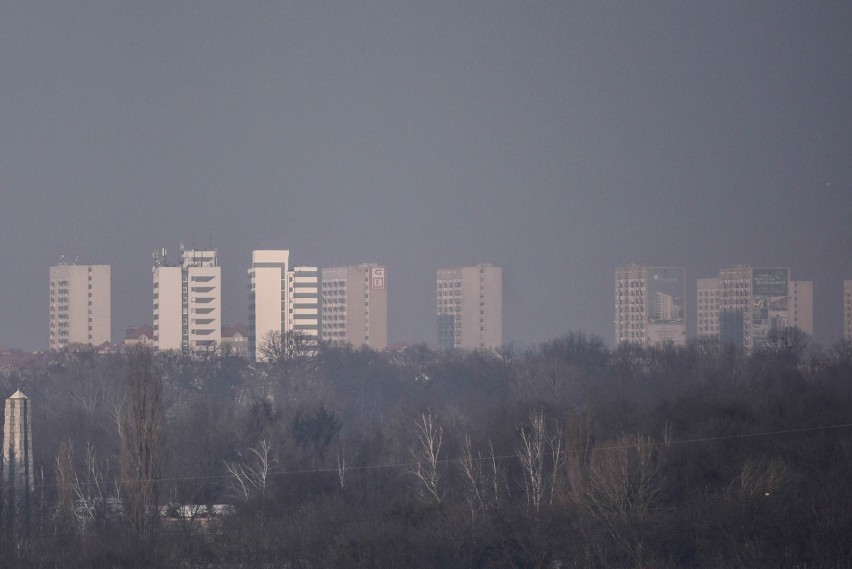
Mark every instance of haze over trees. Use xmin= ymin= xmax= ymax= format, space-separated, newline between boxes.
xmin=2 ymin=332 xmax=852 ymax=568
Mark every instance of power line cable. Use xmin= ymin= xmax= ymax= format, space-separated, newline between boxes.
xmin=25 ymin=420 xmax=852 ymax=490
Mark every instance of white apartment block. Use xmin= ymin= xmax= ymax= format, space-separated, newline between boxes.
xmin=844 ymin=280 xmax=852 ymax=341
xmin=248 ymin=250 xmax=289 ymax=361
xmin=437 ymin=264 xmax=502 ymax=351
xmin=248 ymin=251 xmax=319 ymax=361
xmin=288 ymin=266 xmax=319 ymax=341
xmin=49 ymin=263 xmax=111 ymax=350
xmin=615 ymin=265 xmax=686 ymax=347
xmin=321 ymin=264 xmax=388 ymax=350
xmin=697 ymin=278 xmax=721 ymax=339
xmin=153 ymin=248 xmax=221 ymax=352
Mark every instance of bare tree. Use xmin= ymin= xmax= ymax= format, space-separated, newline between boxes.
xmin=73 ymin=441 xmax=116 ymax=529
xmin=459 ymin=436 xmax=506 ymax=519
xmin=459 ymin=435 xmax=484 ymax=517
xmin=568 ymin=432 xmax=662 ymax=565
xmin=571 ymin=434 xmax=659 ymax=519
xmin=337 ymin=448 xmax=347 ymax=489
xmin=410 ymin=412 xmax=444 ymax=505
xmin=548 ymin=422 xmax=567 ymax=507
xmin=118 ymin=347 xmax=164 ymax=537
xmin=257 ymin=330 xmax=316 ymax=365
xmin=224 ymin=440 xmax=276 ymax=506
xmin=54 ymin=441 xmax=76 ymax=531
xmin=518 ymin=410 xmax=547 ymax=515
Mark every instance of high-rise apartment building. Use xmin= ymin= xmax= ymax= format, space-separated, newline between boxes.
xmin=789 ymin=280 xmax=814 ymax=337
xmin=153 ymin=248 xmax=221 ymax=352
xmin=437 ymin=264 xmax=502 ymax=350
xmin=697 ymin=278 xmax=721 ymax=339
xmin=615 ymin=265 xmax=686 ymax=347
xmin=49 ymin=262 xmax=111 ymax=350
xmin=288 ymin=266 xmax=320 ymax=342
xmin=321 ymin=264 xmax=388 ymax=350
xmin=844 ymin=281 xmax=852 ymax=341
xmin=248 ymin=251 xmax=319 ymax=361
xmin=713 ymin=266 xmax=811 ymax=351
xmin=248 ymin=250 xmax=289 ymax=360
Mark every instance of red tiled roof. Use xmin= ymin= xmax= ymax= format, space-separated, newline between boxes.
xmin=124 ymin=325 xmax=154 ymax=340
xmin=222 ymin=323 xmax=248 ymax=338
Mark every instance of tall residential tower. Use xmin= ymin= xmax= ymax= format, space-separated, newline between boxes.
xmin=696 ymin=277 xmax=721 ymax=339
xmin=437 ymin=264 xmax=502 ymax=350
xmin=711 ymin=266 xmax=812 ymax=351
xmin=49 ymin=262 xmax=111 ymax=350
xmin=321 ymin=264 xmax=388 ymax=350
xmin=248 ymin=250 xmax=319 ymax=361
xmin=789 ymin=280 xmax=814 ymax=337
xmin=248 ymin=250 xmax=289 ymax=360
xmin=615 ymin=265 xmax=686 ymax=347
xmin=153 ymin=247 xmax=221 ymax=352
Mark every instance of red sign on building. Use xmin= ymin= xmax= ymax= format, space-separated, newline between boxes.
xmin=370 ymin=267 xmax=386 ymax=290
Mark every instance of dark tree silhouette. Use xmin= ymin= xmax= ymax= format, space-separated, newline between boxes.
xmin=118 ymin=347 xmax=164 ymax=537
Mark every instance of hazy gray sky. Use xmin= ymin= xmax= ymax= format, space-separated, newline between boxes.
xmin=2 ymin=1 xmax=851 ymax=350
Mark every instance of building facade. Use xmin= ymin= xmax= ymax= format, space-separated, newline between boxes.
xmin=248 ymin=251 xmax=319 ymax=361
xmin=321 ymin=264 xmax=388 ymax=350
xmin=153 ymin=248 xmax=221 ymax=352
xmin=289 ymin=266 xmax=320 ymax=342
xmin=248 ymin=250 xmax=289 ymax=360
xmin=789 ymin=280 xmax=814 ymax=337
xmin=713 ymin=266 xmax=811 ymax=351
xmin=697 ymin=277 xmax=721 ymax=339
xmin=615 ymin=265 xmax=687 ymax=347
xmin=437 ymin=264 xmax=502 ymax=350
xmin=49 ymin=262 xmax=111 ymax=350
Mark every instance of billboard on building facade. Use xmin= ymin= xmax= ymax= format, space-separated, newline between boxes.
xmin=647 ymin=267 xmax=685 ymax=324
xmin=647 ymin=266 xmax=686 ymax=346
xmin=752 ymin=268 xmax=789 ymax=349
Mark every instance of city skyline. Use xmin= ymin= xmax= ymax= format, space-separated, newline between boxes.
xmin=2 ymin=2 xmax=851 ymax=350
xmin=13 ymin=252 xmax=852 ymax=353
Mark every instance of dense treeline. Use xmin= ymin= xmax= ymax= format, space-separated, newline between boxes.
xmin=2 ymin=331 xmax=852 ymax=568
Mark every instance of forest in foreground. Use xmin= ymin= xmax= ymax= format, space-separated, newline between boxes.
xmin=2 ymin=331 xmax=852 ymax=568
